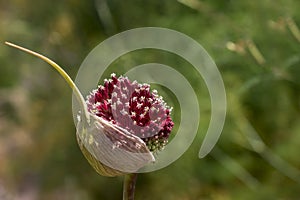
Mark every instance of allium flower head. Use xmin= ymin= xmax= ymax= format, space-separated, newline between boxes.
xmin=76 ymin=73 xmax=174 ymax=176
xmin=86 ymin=73 xmax=174 ymax=152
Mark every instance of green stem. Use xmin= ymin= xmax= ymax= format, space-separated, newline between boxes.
xmin=123 ymin=173 xmax=138 ymax=200
xmin=5 ymin=41 xmax=90 ymax=121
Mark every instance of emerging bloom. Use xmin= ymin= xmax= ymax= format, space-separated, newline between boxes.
xmin=86 ymin=73 xmax=174 ymax=152
xmin=77 ymin=73 xmax=174 ymax=176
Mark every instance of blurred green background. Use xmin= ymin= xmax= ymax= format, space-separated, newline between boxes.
xmin=1 ymin=0 xmax=300 ymax=199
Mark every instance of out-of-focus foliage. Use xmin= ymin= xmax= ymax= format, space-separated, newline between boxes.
xmin=1 ymin=0 xmax=300 ymax=199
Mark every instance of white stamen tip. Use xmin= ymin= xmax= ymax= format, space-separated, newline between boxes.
xmin=112 ymin=92 xmax=117 ymax=97
xmin=139 ymin=96 xmax=145 ymax=101
xmin=137 ymin=103 xmax=143 ymax=109
xmin=120 ymin=109 xmax=128 ymax=115
xmin=111 ymin=103 xmax=116 ymax=110
xmin=117 ymin=99 xmax=122 ymax=105
xmin=99 ymin=85 xmax=105 ymax=90
xmin=121 ymin=93 xmax=127 ymax=99
xmin=131 ymin=111 xmax=136 ymax=117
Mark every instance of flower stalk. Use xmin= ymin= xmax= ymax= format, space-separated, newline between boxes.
xmin=123 ymin=173 xmax=138 ymax=200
